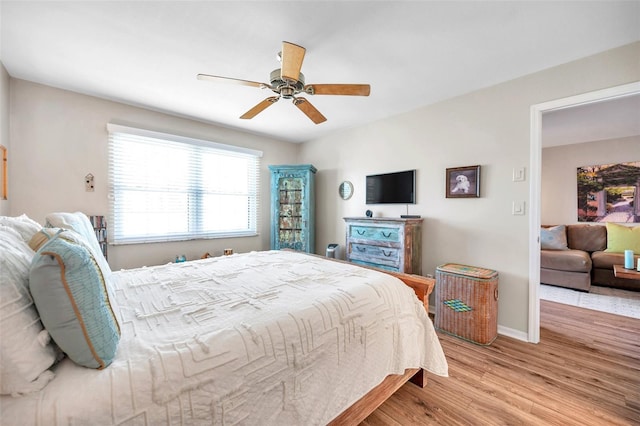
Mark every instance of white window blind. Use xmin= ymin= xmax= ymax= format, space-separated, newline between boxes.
xmin=107 ymin=124 xmax=262 ymax=244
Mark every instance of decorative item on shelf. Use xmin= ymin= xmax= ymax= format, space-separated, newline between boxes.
xmin=175 ymin=255 xmax=186 ymax=263
xmin=446 ymin=165 xmax=480 ymax=198
xmin=625 ymin=249 xmax=635 ymax=269
xmin=223 ymin=248 xmax=233 ymax=256
xmin=338 ymin=181 xmax=353 ymax=200
xmin=365 ymin=209 xmax=373 ymax=218
xmin=89 ymin=215 xmax=108 ymax=260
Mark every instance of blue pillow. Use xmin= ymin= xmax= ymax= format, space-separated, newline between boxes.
xmin=540 ymin=225 xmax=569 ymax=250
xmin=29 ymin=229 xmax=120 ymax=369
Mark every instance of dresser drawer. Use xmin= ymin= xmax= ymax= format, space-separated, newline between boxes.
xmin=350 ymin=243 xmax=400 ymax=265
xmin=349 ymin=225 xmax=400 ymax=243
xmin=350 ymin=259 xmax=399 ymax=272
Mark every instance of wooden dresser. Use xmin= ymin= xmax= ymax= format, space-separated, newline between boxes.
xmin=343 ymin=217 xmax=423 ymax=274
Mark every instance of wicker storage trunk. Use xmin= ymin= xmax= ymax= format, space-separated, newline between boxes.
xmin=435 ymin=263 xmax=499 ymax=345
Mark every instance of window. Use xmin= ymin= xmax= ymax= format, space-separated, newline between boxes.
xmin=107 ymin=124 xmax=262 ymax=244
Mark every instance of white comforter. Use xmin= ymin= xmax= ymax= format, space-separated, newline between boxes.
xmin=1 ymin=250 xmax=447 ymax=425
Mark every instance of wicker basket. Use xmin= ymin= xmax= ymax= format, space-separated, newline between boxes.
xmin=435 ymin=263 xmax=499 ymax=345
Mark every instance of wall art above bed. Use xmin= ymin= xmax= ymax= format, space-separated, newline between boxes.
xmin=577 ymin=161 xmax=640 ymax=223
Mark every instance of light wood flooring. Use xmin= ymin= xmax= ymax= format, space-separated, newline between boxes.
xmin=361 ymin=300 xmax=640 ymax=425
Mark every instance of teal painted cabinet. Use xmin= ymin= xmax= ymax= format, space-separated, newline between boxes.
xmin=269 ymin=164 xmax=316 ymax=253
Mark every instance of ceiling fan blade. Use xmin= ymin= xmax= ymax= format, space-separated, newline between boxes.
xmin=280 ymin=41 xmax=306 ymax=82
xmin=240 ymin=96 xmax=279 ymax=119
xmin=293 ymin=97 xmax=327 ymax=124
xmin=197 ymin=73 xmax=267 ymax=89
xmin=305 ymin=84 xmax=371 ymax=96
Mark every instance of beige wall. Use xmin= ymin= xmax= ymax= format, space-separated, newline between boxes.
xmin=299 ymin=42 xmax=640 ymax=336
xmin=6 ymin=42 xmax=640 ymax=336
xmin=0 ymin=62 xmax=9 ymax=215
xmin=542 ymin=136 xmax=640 ymax=225
xmin=9 ymin=79 xmax=298 ymax=269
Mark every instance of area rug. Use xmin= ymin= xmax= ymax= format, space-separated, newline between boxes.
xmin=540 ymin=284 xmax=640 ymax=319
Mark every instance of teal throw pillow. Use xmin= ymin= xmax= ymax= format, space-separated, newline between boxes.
xmin=29 ymin=229 xmax=120 ymax=369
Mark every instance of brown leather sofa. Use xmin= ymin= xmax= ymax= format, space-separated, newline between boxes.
xmin=540 ymin=224 xmax=640 ymax=292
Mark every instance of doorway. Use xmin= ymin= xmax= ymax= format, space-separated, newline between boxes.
xmin=528 ymin=81 xmax=640 ymax=343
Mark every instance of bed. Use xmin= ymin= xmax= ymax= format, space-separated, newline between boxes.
xmin=0 ymin=213 xmax=448 ymax=425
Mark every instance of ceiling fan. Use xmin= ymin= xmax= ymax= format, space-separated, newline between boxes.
xmin=197 ymin=41 xmax=371 ymax=124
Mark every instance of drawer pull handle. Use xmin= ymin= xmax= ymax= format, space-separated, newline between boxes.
xmin=356 ymin=230 xmax=366 ymax=235
xmin=382 ymin=250 xmax=393 ymax=257
xmin=381 ymin=231 xmax=392 ymax=238
xmin=356 ymin=246 xmax=367 ymax=252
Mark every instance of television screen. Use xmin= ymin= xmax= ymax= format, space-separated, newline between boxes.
xmin=366 ymin=170 xmax=416 ymax=204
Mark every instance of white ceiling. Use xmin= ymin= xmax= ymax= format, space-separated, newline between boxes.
xmin=1 ymin=1 xmax=639 ymax=143
xmin=542 ymin=93 xmax=640 ymax=147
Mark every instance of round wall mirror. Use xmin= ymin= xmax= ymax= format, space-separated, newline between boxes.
xmin=339 ymin=181 xmax=354 ymax=200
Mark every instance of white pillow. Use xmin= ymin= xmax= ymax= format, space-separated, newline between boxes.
xmin=0 ymin=225 xmax=58 ymax=396
xmin=0 ymin=214 xmax=41 ymax=243
xmin=45 ymin=212 xmax=111 ymax=279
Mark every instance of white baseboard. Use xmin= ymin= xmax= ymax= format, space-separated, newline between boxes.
xmin=498 ymin=325 xmax=529 ymax=342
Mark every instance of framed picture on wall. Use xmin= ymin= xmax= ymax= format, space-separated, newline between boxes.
xmin=446 ymin=165 xmax=480 ymax=198
xmin=577 ymin=161 xmax=640 ymax=223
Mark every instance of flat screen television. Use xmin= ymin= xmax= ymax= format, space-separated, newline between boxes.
xmin=366 ymin=169 xmax=416 ymax=204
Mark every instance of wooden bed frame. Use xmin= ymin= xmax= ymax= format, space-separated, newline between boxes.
xmin=327 ymin=269 xmax=435 ymax=425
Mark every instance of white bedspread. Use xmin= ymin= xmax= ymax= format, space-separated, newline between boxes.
xmin=1 ymin=250 xmax=447 ymax=425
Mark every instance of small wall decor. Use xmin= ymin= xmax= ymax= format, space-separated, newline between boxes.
xmin=338 ymin=181 xmax=354 ymax=200
xmin=446 ymin=165 xmax=480 ymax=198
xmin=577 ymin=161 xmax=640 ymax=223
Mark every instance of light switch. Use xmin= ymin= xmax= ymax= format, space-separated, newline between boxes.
xmin=513 ymin=167 xmax=526 ymax=182
xmin=512 ymin=201 xmax=525 ymax=215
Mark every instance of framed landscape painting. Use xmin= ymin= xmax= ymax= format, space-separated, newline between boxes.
xmin=577 ymin=161 xmax=640 ymax=223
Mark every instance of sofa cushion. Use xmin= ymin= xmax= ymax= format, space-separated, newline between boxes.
xmin=592 ymin=250 xmax=638 ymax=269
xmin=540 ymin=268 xmax=590 ymax=291
xmin=604 ymin=222 xmax=640 ymax=253
xmin=566 ymin=224 xmax=606 ymax=252
xmin=541 ymin=225 xmax=569 ymax=250
xmin=541 ymin=249 xmax=592 ymax=273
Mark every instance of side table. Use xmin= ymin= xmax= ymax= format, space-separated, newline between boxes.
xmin=613 ymin=264 xmax=640 ymax=280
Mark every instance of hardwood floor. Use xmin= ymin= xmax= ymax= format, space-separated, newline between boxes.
xmin=361 ymin=300 xmax=640 ymax=425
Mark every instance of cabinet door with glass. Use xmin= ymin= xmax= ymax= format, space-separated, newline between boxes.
xmin=269 ymin=164 xmax=316 ymax=253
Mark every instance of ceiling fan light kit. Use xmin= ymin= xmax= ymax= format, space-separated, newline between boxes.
xmin=198 ymin=41 xmax=370 ymax=124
